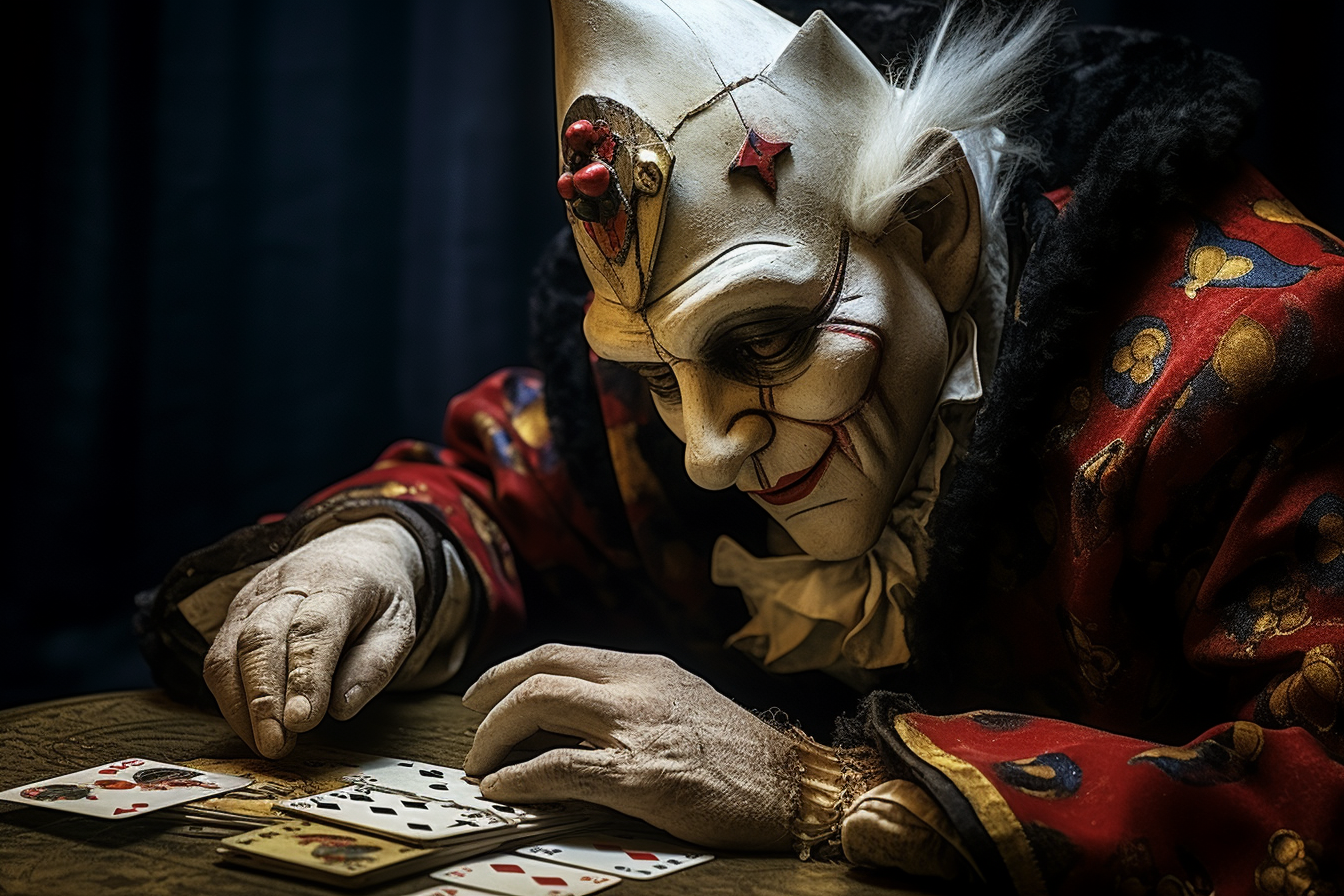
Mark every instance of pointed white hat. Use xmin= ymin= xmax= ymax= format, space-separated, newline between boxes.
xmin=551 ymin=0 xmax=891 ymax=310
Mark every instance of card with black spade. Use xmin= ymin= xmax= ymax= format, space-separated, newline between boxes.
xmin=343 ymin=757 xmax=574 ymax=822
xmin=279 ymin=785 xmax=515 ymax=844
xmin=0 ymin=758 xmax=251 ymax=820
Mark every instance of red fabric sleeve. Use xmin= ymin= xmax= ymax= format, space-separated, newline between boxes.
xmin=302 ymin=367 xmax=629 ymax=648
xmin=868 ymin=166 xmax=1344 ymax=895
xmin=880 ymin=709 xmax=1342 ymax=895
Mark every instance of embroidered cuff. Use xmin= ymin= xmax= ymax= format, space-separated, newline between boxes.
xmin=786 ymin=729 xmax=888 ymax=861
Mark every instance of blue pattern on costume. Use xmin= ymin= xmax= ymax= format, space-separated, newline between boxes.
xmin=993 ymin=752 xmax=1084 ymax=799
xmin=1171 ymin=219 xmax=1312 ymax=297
xmin=1103 ymin=316 xmax=1172 ymax=409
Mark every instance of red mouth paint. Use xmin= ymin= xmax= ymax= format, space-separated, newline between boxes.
xmin=749 ymin=438 xmax=838 ymax=505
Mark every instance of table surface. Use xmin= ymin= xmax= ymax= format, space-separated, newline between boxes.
xmin=0 ymin=689 xmax=937 ymax=896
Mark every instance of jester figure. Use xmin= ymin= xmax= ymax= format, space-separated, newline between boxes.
xmin=139 ymin=1 xmax=1344 ymax=892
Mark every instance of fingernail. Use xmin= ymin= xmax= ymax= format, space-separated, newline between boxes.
xmin=258 ymin=719 xmax=285 ymax=755
xmin=343 ymin=684 xmax=363 ymax=705
xmin=481 ymin=774 xmax=498 ymax=791
xmin=285 ymin=695 xmax=312 ymax=724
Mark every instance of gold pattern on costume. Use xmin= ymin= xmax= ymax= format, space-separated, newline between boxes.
xmin=473 ymin=411 xmax=528 ymax=475
xmin=1268 ymin=644 xmax=1341 ymax=736
xmin=1127 ymin=721 xmax=1263 ymax=786
xmin=1069 ymin=386 xmax=1090 ymax=411
xmin=1063 ymin=611 xmax=1119 ymax=694
xmin=1113 ymin=838 xmax=1215 ymax=896
xmin=1112 ymin=328 xmax=1168 ymax=384
xmin=1244 ymin=582 xmax=1311 ymax=650
xmin=459 ymin=492 xmax=519 ymax=584
xmin=1131 ymin=720 xmax=1264 ymax=765
xmin=1315 ymin=513 xmax=1343 ymax=564
xmin=1212 ymin=315 xmax=1276 ymax=397
xmin=1071 ymin=438 xmax=1132 ymax=554
xmin=1253 ymin=197 xmax=1344 ymax=245
xmin=341 ymin=481 xmax=429 ymax=500
xmin=510 ymin=396 xmax=553 ymax=450
xmin=1184 ymin=244 xmax=1254 ymax=298
xmin=1254 ymin=829 xmax=1336 ymax=896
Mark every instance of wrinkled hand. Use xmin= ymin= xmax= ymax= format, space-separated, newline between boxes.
xmin=462 ymin=645 xmax=798 ymax=851
xmin=204 ymin=517 xmax=422 ymax=758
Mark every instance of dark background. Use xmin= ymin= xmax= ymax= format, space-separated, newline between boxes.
xmin=4 ymin=0 xmax=1340 ymax=709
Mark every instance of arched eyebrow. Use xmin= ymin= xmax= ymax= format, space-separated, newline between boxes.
xmin=701 ymin=230 xmax=851 ymax=366
xmin=643 ymin=240 xmax=791 ymax=311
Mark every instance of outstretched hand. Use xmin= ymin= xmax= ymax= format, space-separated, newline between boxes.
xmin=203 ymin=517 xmax=423 ymax=758
xmin=462 ymin=644 xmax=799 ymax=851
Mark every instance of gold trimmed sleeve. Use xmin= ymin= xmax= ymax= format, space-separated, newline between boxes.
xmin=892 ymin=715 xmax=1046 ymax=896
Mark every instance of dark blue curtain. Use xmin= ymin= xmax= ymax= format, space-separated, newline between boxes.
xmin=4 ymin=0 xmax=1339 ymax=708
xmin=5 ymin=0 xmax=562 ymax=706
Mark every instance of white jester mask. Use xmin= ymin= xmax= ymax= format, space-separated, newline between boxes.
xmin=553 ymin=0 xmax=996 ymax=670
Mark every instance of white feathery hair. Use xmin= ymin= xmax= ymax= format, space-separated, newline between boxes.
xmin=845 ymin=1 xmax=1064 ymax=237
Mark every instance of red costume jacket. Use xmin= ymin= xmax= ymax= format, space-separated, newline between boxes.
xmin=139 ymin=18 xmax=1342 ymax=896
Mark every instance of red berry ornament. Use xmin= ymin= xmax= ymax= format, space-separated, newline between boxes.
xmin=565 ymin=119 xmax=595 ymax=152
xmin=573 ymin=162 xmax=611 ymax=197
xmin=556 ymin=171 xmax=576 ymax=200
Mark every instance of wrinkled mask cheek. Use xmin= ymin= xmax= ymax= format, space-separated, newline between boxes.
xmin=764 ymin=328 xmax=880 ymax=423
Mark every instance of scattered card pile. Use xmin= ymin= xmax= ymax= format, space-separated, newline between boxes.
xmin=1 ymin=754 xmax=714 ymax=891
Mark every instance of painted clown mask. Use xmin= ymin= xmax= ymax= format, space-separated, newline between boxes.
xmin=554 ymin=0 xmax=985 ymax=562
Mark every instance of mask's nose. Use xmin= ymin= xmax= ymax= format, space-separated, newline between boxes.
xmin=676 ymin=364 xmax=772 ymax=491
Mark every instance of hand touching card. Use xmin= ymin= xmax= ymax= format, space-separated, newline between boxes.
xmin=0 ymin=758 xmax=251 ymax=820
xmin=343 ymin=758 xmax=483 ymax=805
xmin=343 ymin=758 xmax=573 ymax=822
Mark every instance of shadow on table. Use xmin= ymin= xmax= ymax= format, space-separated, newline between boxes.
xmin=0 ymin=805 xmax=169 ymax=849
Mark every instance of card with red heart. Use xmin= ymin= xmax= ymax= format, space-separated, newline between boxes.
xmin=0 ymin=758 xmax=251 ymax=820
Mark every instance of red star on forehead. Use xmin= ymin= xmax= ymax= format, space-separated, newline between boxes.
xmin=730 ymin=128 xmax=791 ymax=192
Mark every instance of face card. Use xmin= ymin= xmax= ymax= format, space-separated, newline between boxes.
xmin=0 ymin=758 xmax=251 ymax=820
xmin=515 ymin=834 xmax=712 ymax=879
xmin=181 ymin=753 xmax=370 ymax=819
xmin=344 ymin=758 xmax=567 ymax=822
xmin=431 ymin=853 xmax=620 ymax=896
xmin=221 ymin=819 xmax=429 ymax=877
xmin=281 ymin=785 xmax=515 ymax=843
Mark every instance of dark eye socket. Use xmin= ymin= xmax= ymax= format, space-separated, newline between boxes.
xmin=738 ymin=332 xmax=794 ymax=360
xmin=623 ymin=362 xmax=680 ymax=403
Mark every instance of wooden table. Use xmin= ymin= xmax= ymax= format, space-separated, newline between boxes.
xmin=0 ymin=690 xmax=936 ymax=895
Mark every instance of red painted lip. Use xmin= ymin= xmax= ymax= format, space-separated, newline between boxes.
xmin=749 ymin=439 xmax=838 ymax=506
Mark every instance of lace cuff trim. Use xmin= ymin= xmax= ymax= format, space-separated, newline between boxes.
xmin=786 ymin=729 xmax=887 ymax=861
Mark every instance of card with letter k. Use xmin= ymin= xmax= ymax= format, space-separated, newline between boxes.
xmin=0 ymin=757 xmax=251 ymax=820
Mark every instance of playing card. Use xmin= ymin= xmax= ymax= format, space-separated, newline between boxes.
xmin=180 ymin=750 xmax=371 ymax=819
xmin=0 ymin=758 xmax=251 ymax=820
xmin=344 ymin=757 xmax=482 ymax=804
xmin=221 ymin=819 xmax=429 ymax=877
xmin=431 ymin=853 xmax=620 ymax=896
xmin=343 ymin=757 xmax=570 ymax=822
xmin=280 ymin=785 xmax=516 ymax=843
xmin=218 ymin=816 xmax=612 ymax=889
xmin=514 ymin=834 xmax=712 ymax=879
